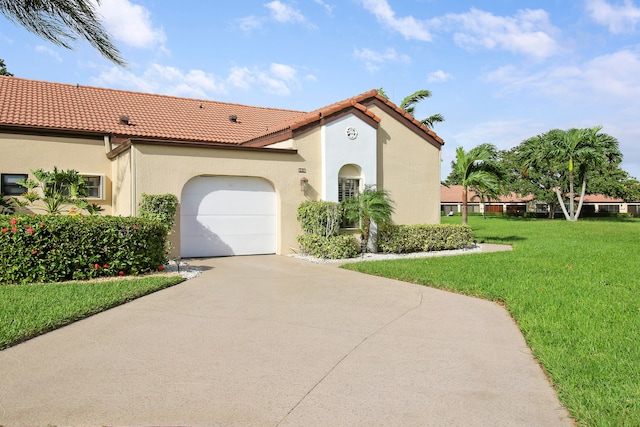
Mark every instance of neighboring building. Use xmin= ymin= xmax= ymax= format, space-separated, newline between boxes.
xmin=0 ymin=77 xmax=443 ymax=257
xmin=441 ymin=185 xmax=531 ymax=216
xmin=441 ymin=185 xmax=640 ymax=216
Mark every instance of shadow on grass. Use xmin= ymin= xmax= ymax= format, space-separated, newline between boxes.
xmin=479 ymin=235 xmax=527 ymax=244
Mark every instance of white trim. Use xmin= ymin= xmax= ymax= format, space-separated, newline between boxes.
xmin=80 ymin=174 xmax=105 ymax=200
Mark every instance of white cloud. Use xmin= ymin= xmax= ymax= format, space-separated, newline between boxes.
xmin=484 ymin=50 xmax=640 ymax=101
xmin=314 ymin=0 xmax=333 ymax=14
xmin=265 ymin=1 xmax=305 ymax=23
xmin=93 ymin=62 xmax=304 ymax=98
xmin=35 ymin=45 xmax=62 ymax=62
xmin=360 ymin=0 xmax=431 ymax=42
xmin=427 ymin=70 xmax=452 ymax=83
xmin=432 ymin=8 xmax=559 ymax=59
xmin=97 ymin=0 xmax=166 ymax=49
xmin=236 ymin=16 xmax=263 ymax=32
xmin=94 ymin=64 xmax=223 ymax=98
xmin=353 ymin=47 xmax=411 ymax=72
xmin=586 ymin=0 xmax=640 ymax=33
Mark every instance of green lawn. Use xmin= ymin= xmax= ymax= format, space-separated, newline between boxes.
xmin=0 ymin=275 xmax=184 ymax=350
xmin=342 ymin=215 xmax=640 ymax=427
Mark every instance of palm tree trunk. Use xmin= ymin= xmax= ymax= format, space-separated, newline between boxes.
xmin=569 ymin=159 xmax=575 ymax=221
xmin=556 ymin=188 xmax=571 ymax=221
xmin=574 ymin=176 xmax=587 ymax=220
xmin=462 ymin=187 xmax=468 ymax=225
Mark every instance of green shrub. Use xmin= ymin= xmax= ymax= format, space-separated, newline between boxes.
xmin=0 ymin=215 xmax=168 ymax=284
xmin=0 ymin=194 xmax=15 ymax=214
xmin=297 ymin=233 xmax=359 ymax=259
xmin=138 ymin=193 xmax=179 ymax=231
xmin=378 ymin=224 xmax=474 ymax=253
xmin=297 ymin=200 xmax=343 ymax=237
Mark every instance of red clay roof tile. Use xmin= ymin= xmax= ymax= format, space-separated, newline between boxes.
xmin=0 ymin=78 xmax=445 ymax=148
xmin=0 ymin=77 xmax=304 ymax=144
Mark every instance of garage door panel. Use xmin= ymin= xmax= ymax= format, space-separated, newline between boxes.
xmin=181 ymin=192 xmax=275 ymax=216
xmin=180 ymin=176 xmax=277 ymax=257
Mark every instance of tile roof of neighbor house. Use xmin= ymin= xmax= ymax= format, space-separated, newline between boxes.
xmin=441 ymin=185 xmax=532 ymax=204
xmin=441 ymin=185 xmax=632 ymax=204
xmin=0 ymin=77 xmax=444 ymax=147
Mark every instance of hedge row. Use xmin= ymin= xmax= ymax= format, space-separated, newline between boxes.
xmin=378 ymin=224 xmax=474 ymax=253
xmin=0 ymin=215 xmax=168 ymax=285
xmin=297 ymin=233 xmax=359 ymax=259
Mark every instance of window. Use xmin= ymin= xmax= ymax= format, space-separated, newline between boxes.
xmin=338 ymin=177 xmax=360 ymax=228
xmin=82 ymin=175 xmax=103 ymax=199
xmin=338 ymin=178 xmax=359 ymax=202
xmin=1 ymin=173 xmax=28 ymax=196
xmin=598 ymin=204 xmax=620 ymax=213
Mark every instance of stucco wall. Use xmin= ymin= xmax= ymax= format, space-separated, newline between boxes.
xmin=0 ymin=132 xmax=113 ymax=213
xmin=129 ymin=143 xmax=311 ymax=256
xmin=369 ymin=105 xmax=442 ymax=225
xmin=322 ymin=115 xmax=377 ymax=201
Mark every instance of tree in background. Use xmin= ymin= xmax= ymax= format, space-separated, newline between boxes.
xmin=0 ymin=0 xmax=125 ymax=66
xmin=378 ymin=88 xmax=444 ymax=129
xmin=445 ymin=144 xmax=501 ymax=225
xmin=0 ymin=58 xmax=12 ymax=76
xmin=505 ymin=139 xmax=564 ymax=218
xmin=516 ymin=126 xmax=624 ymax=221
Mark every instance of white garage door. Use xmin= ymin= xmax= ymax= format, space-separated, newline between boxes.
xmin=180 ymin=176 xmax=277 ymax=257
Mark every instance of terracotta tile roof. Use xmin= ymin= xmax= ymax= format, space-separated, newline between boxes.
xmin=243 ymin=89 xmax=444 ymax=147
xmin=0 ymin=77 xmax=445 ymax=148
xmin=441 ymin=185 xmax=633 ymax=204
xmin=581 ymin=194 xmax=624 ymax=203
xmin=0 ymin=77 xmax=305 ymax=144
xmin=441 ymin=185 xmax=532 ymax=203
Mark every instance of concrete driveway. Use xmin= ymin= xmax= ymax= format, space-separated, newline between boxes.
xmin=0 ymin=255 xmax=572 ymax=426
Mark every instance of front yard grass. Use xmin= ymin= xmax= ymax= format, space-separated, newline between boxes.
xmin=342 ymin=216 xmax=640 ymax=427
xmin=0 ymin=275 xmax=184 ymax=350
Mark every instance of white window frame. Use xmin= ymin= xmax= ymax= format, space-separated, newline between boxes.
xmin=81 ymin=174 xmax=105 ymax=200
xmin=338 ymin=176 xmax=361 ymax=229
xmin=338 ymin=177 xmax=360 ymax=203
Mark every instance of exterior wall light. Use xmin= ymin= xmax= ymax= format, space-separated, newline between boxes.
xmin=300 ymin=177 xmax=309 ymax=192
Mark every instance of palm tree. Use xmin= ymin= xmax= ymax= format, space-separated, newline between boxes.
xmin=342 ymin=186 xmax=395 ymax=252
xmin=451 ymin=144 xmax=500 ymax=225
xmin=0 ymin=58 xmax=12 ymax=76
xmin=518 ymin=126 xmax=623 ymax=221
xmin=399 ymin=90 xmax=445 ymax=129
xmin=0 ymin=0 xmax=125 ymax=66
xmin=378 ymin=88 xmax=444 ymax=129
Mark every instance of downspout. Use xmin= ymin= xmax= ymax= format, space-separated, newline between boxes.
xmin=131 ymin=144 xmax=137 ymax=216
xmin=103 ymin=134 xmax=112 ymax=154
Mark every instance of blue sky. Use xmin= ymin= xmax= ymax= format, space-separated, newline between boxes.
xmin=2 ymin=0 xmax=640 ymax=181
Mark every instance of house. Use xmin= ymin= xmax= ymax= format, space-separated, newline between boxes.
xmin=0 ymin=77 xmax=444 ymax=257
xmin=441 ymin=185 xmax=640 ymax=216
xmin=441 ymin=185 xmax=532 ymax=216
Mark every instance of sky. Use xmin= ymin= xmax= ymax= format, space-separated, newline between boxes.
xmin=1 ymin=0 xmax=640 ymax=181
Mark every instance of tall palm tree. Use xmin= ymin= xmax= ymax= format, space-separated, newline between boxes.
xmin=378 ymin=88 xmax=444 ymax=129
xmin=342 ymin=186 xmax=395 ymax=252
xmin=400 ymin=90 xmax=445 ymax=129
xmin=0 ymin=0 xmax=125 ymax=66
xmin=452 ymin=144 xmax=500 ymax=225
xmin=519 ymin=127 xmax=622 ymax=221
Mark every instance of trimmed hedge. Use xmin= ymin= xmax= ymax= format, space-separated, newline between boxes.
xmin=0 ymin=215 xmax=168 ymax=285
xmin=378 ymin=224 xmax=474 ymax=253
xmin=297 ymin=200 xmax=343 ymax=237
xmin=297 ymin=233 xmax=359 ymax=259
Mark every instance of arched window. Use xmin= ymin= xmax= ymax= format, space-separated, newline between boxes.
xmin=337 ymin=164 xmax=362 ymax=202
